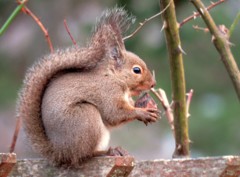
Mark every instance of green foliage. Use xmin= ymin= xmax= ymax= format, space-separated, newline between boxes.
xmin=229 ymin=12 xmax=240 ymax=37
xmin=0 ymin=0 xmax=26 ymax=36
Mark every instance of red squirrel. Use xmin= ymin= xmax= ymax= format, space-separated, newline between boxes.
xmin=17 ymin=8 xmax=159 ymax=167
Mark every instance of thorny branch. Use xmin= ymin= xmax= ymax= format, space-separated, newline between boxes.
xmin=193 ymin=25 xmax=234 ymax=47
xmin=191 ymin=0 xmax=240 ymax=100
xmin=151 ymin=88 xmax=174 ymax=134
xmin=151 ymin=88 xmax=194 ymax=136
xmin=123 ymin=0 xmax=172 ymax=41
xmin=160 ymin=0 xmax=189 ymax=157
xmin=180 ymin=0 xmax=225 ymax=27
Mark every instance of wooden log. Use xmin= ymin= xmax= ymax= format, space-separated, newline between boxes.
xmin=0 ymin=153 xmax=16 ymax=177
xmin=8 ymin=155 xmax=240 ymax=177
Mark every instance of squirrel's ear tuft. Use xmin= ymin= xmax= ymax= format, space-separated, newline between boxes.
xmin=90 ymin=7 xmax=135 ymax=50
xmin=95 ymin=7 xmax=135 ymax=38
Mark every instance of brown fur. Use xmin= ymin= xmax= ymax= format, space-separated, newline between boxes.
xmin=17 ymin=8 xmax=158 ymax=167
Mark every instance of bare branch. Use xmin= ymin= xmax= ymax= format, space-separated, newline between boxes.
xmin=151 ymin=88 xmax=175 ymax=134
xmin=193 ymin=25 xmax=209 ymax=32
xmin=18 ymin=1 xmax=54 ymax=53
xmin=180 ymin=0 xmax=225 ymax=27
xmin=123 ymin=0 xmax=172 ymax=41
xmin=9 ymin=117 xmax=22 ymax=153
xmin=64 ymin=19 xmax=77 ymax=46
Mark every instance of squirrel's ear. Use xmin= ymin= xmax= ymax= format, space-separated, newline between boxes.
xmin=91 ymin=24 xmax=126 ymax=51
xmin=108 ymin=46 xmax=124 ymax=68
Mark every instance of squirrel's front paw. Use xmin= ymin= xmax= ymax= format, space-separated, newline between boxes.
xmin=134 ymin=92 xmax=160 ymax=125
xmin=136 ymin=108 xmax=160 ymax=126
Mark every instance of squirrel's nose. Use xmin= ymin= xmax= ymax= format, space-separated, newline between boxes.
xmin=150 ymin=80 xmax=156 ymax=88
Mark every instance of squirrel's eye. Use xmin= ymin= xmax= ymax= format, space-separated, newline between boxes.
xmin=133 ymin=66 xmax=142 ymax=74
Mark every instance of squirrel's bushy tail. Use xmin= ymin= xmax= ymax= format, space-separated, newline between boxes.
xmin=17 ymin=47 xmax=104 ymax=158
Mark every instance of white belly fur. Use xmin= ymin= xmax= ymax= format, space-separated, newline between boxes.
xmin=95 ymin=124 xmax=110 ymax=151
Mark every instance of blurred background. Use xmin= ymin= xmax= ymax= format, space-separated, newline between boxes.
xmin=0 ymin=0 xmax=239 ymax=160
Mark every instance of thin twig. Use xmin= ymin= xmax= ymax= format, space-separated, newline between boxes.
xmin=186 ymin=89 xmax=194 ymax=118
xmin=193 ymin=25 xmax=209 ymax=32
xmin=18 ymin=1 xmax=54 ymax=53
xmin=123 ymin=0 xmax=172 ymax=41
xmin=193 ymin=25 xmax=234 ymax=46
xmin=151 ymin=88 xmax=175 ymax=134
xmin=180 ymin=0 xmax=225 ymax=27
xmin=64 ymin=19 xmax=77 ymax=46
xmin=0 ymin=0 xmax=28 ymax=36
xmin=9 ymin=116 xmax=22 ymax=153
